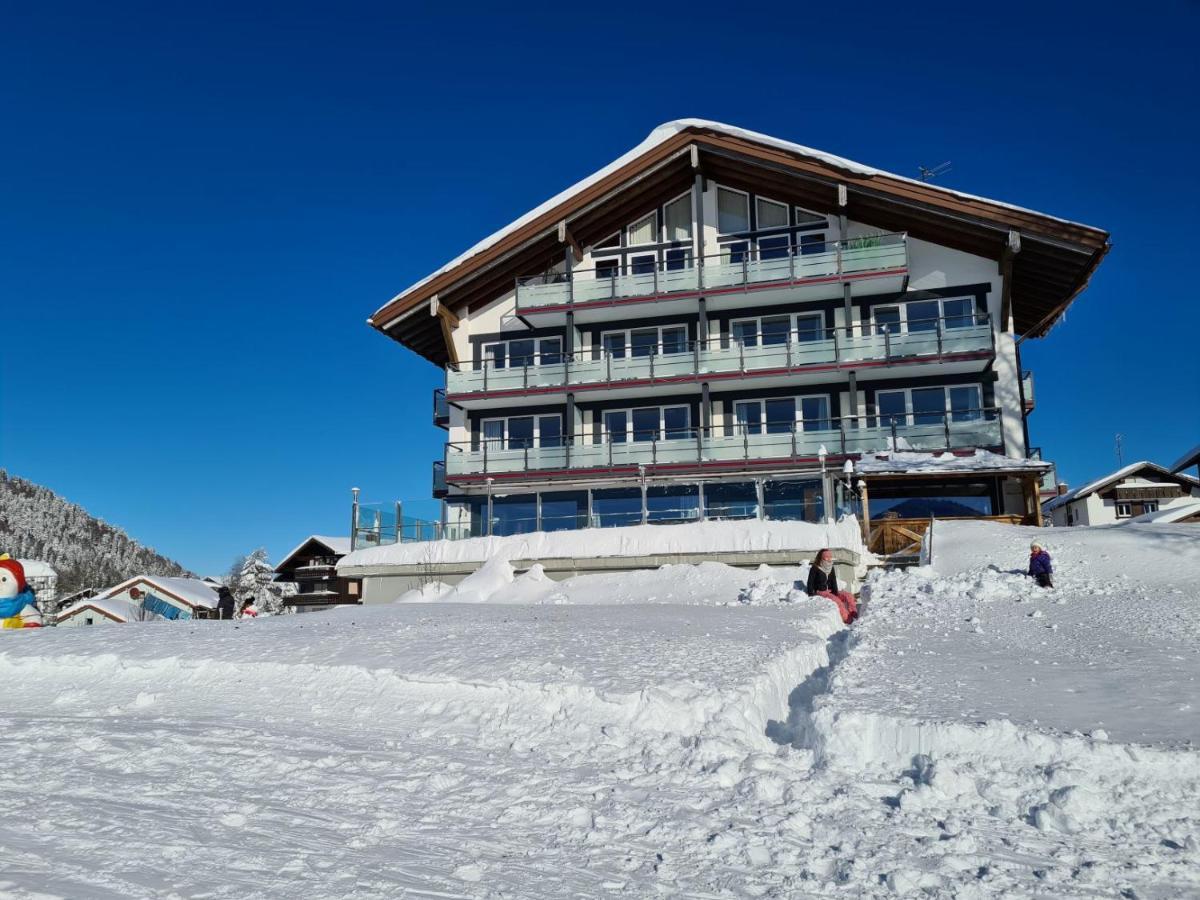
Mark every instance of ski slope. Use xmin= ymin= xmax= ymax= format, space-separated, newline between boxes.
xmin=0 ymin=523 xmax=1197 ymax=898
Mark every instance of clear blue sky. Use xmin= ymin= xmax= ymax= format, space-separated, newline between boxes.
xmin=2 ymin=2 xmax=1196 ymax=575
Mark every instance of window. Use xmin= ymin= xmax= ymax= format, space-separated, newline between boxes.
xmin=481 ymin=415 xmax=563 ymax=450
xmin=875 ymin=385 xmax=984 ymax=426
xmin=874 ymin=307 xmax=901 ymax=335
xmin=724 ymin=240 xmax=750 ymax=264
xmin=756 ymin=197 xmax=789 ymax=230
xmin=595 ymin=258 xmax=619 ymax=280
xmin=800 ymin=233 xmax=827 ymax=255
xmin=483 ymin=337 xmax=563 ymax=368
xmin=630 ymin=253 xmax=656 ymax=275
xmin=663 ymin=194 xmax=692 ymax=241
xmin=602 ymin=325 xmax=689 ymax=358
xmin=943 ymin=298 xmax=976 ymax=329
xmin=758 ymin=234 xmax=791 ymax=260
xmin=665 ymin=248 xmax=690 ymax=271
xmin=731 ymin=314 xmax=827 ymax=347
xmin=1116 ymin=502 xmax=1132 ymax=518
xmin=1144 ymin=500 xmax=1159 ymax=513
xmin=906 ymin=300 xmax=941 ymax=333
xmin=627 ymin=212 xmax=657 ymax=246
xmin=733 ymin=396 xmax=830 ymax=435
xmin=602 ymin=406 xmax=690 ymax=443
xmin=795 ymin=207 xmax=826 ymax=226
xmin=717 ymin=187 xmax=750 ymax=234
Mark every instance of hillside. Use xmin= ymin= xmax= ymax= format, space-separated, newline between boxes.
xmin=0 ymin=469 xmax=191 ymax=596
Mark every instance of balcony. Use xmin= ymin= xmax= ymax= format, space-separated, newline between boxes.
xmin=514 ymin=233 xmax=908 ymax=324
xmin=446 ymin=315 xmax=993 ymax=404
xmin=433 ymin=388 xmax=450 ymax=428
xmin=432 ymin=460 xmax=448 ymax=498
xmin=442 ymin=409 xmax=1003 ymax=487
xmin=1021 ymin=371 xmax=1035 ymax=412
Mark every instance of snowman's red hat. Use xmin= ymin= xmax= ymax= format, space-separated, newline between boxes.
xmin=0 ymin=555 xmax=26 ymax=593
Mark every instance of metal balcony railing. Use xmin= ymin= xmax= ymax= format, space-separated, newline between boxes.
xmin=515 ymin=233 xmax=908 ymax=311
xmin=446 ymin=314 xmax=993 ymax=397
xmin=433 ymin=388 xmax=450 ymax=427
xmin=443 ymin=409 xmax=1003 ymax=481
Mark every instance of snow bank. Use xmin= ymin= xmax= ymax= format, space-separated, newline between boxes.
xmin=340 ymin=517 xmax=862 ymax=569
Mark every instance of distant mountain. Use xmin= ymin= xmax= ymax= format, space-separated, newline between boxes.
xmin=875 ymin=498 xmax=986 ymax=519
xmin=0 ymin=469 xmax=191 ymax=596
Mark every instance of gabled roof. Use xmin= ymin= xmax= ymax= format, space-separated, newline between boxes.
xmin=1043 ymin=461 xmax=1200 ymax=512
xmin=99 ymin=575 xmax=220 ymax=610
xmin=56 ymin=598 xmax=141 ymax=624
xmin=275 ymin=535 xmax=353 ymax=574
xmin=371 ymin=119 xmax=1110 ymax=366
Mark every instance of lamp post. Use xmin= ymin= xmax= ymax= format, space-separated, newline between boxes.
xmin=818 ymin=445 xmax=833 ymax=524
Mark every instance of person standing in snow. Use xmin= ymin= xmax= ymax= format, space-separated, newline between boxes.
xmin=1028 ymin=541 xmax=1054 ymax=589
xmin=217 ymin=586 xmax=236 ymax=620
xmin=806 ymin=549 xmax=858 ymax=624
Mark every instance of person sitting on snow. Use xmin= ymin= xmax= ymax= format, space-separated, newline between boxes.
xmin=1028 ymin=541 xmax=1054 ymax=589
xmin=239 ymin=597 xmax=258 ymax=618
xmin=806 ymin=548 xmax=858 ymax=624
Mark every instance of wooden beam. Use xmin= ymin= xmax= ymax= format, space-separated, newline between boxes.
xmin=557 ymin=220 xmax=584 ymax=263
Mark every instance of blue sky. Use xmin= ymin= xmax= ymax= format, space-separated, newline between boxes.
xmin=1 ymin=2 xmax=1196 ymax=575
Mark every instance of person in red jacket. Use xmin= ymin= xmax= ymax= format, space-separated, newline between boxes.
xmin=806 ymin=548 xmax=858 ymax=624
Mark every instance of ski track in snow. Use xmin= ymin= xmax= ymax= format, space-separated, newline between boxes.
xmin=0 ymin=530 xmax=1197 ymax=898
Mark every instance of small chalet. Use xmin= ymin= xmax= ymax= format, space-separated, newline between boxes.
xmin=83 ymin=575 xmax=220 ymax=622
xmin=56 ymin=597 xmax=144 ymax=626
xmin=274 ymin=535 xmax=361 ymax=612
xmin=1043 ymin=462 xmax=1200 ymax=527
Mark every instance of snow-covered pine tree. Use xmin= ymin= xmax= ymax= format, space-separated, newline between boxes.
xmin=228 ymin=548 xmax=295 ymax=614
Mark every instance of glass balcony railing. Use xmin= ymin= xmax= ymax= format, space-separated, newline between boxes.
xmin=443 ymin=409 xmax=1003 ymax=481
xmin=446 ymin=315 xmax=993 ymax=397
xmin=515 ymin=233 xmax=907 ymax=312
xmin=433 ymin=388 xmax=450 ymax=427
xmin=1021 ymin=371 xmax=1035 ymax=410
xmin=432 ymin=460 xmax=448 ymax=497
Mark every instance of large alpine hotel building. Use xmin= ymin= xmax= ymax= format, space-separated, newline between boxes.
xmin=372 ymin=121 xmax=1108 ymax=539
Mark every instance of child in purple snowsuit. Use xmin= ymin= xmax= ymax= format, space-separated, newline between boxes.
xmin=1028 ymin=541 xmax=1053 ymax=589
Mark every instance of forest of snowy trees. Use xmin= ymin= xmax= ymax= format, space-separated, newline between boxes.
xmin=0 ymin=469 xmax=191 ymax=595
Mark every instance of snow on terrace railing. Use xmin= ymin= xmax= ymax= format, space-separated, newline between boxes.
xmin=350 ymin=500 xmax=457 ymax=550
xmin=514 ymin=232 xmax=908 ymax=310
xmin=446 ymin=314 xmax=993 ymax=396
xmin=443 ymin=409 xmax=1004 ymax=479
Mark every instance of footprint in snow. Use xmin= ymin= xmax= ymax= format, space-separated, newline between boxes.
xmin=454 ymin=864 xmax=483 ymax=882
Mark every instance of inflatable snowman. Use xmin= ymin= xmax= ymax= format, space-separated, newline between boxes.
xmin=0 ymin=555 xmax=43 ymax=629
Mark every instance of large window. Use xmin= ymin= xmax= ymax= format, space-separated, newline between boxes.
xmin=872 ymin=297 xmax=979 ymax=333
xmin=627 ymin=212 xmax=657 ymax=246
xmin=874 ymin=385 xmax=984 ymax=425
xmin=663 ymin=193 xmax=692 ymax=241
xmin=602 ymin=405 xmax=690 ymax=443
xmin=717 ymin=187 xmax=750 ymax=234
xmin=756 ymin=197 xmax=789 ymax=230
xmin=481 ymin=414 xmax=563 ymax=450
xmin=483 ymin=337 xmax=562 ymax=369
xmin=602 ymin=325 xmax=688 ymax=358
xmin=731 ymin=314 xmax=825 ymax=346
xmin=733 ymin=396 xmax=831 ymax=434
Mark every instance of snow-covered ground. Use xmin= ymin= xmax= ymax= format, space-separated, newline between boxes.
xmin=0 ymin=522 xmax=1197 ymax=897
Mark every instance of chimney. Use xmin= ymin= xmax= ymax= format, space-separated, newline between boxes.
xmin=1056 ymin=483 xmax=1069 ymax=496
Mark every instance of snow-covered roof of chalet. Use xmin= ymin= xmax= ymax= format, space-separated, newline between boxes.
xmin=98 ymin=575 xmax=220 ymax=610
xmin=371 ymin=119 xmax=1110 ymax=365
xmin=1043 ymin=461 xmax=1200 ymax=512
xmin=856 ymin=449 xmax=1051 ymax=476
xmin=1170 ymin=443 xmax=1200 ymax=474
xmin=275 ymin=535 xmax=353 ymax=573
xmin=1125 ymin=499 xmax=1200 ymax=525
xmin=55 ymin=597 xmax=143 ymax=624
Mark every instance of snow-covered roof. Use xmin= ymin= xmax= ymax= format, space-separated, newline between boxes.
xmin=1170 ymin=443 xmax=1200 ymax=474
xmin=1125 ymin=500 xmax=1200 ymax=525
xmin=56 ymin=597 xmax=144 ymax=624
xmin=99 ymin=575 xmax=220 ymax=610
xmin=276 ymin=535 xmax=353 ymax=572
xmin=856 ymin=449 xmax=1051 ymax=476
xmin=1043 ymin=461 xmax=1200 ymax=512
xmin=16 ymin=559 xmax=57 ymax=578
xmin=374 ymin=118 xmax=1104 ymax=320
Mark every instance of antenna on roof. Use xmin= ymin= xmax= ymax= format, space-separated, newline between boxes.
xmin=918 ymin=161 xmax=952 ymax=182
xmin=1115 ymin=433 xmax=1125 ymax=467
